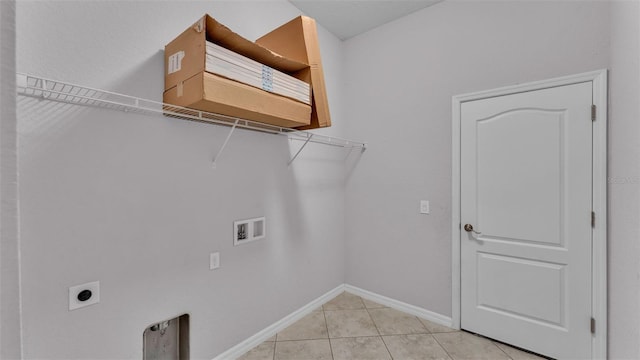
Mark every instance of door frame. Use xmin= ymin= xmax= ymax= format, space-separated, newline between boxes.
xmin=451 ymin=70 xmax=608 ymax=359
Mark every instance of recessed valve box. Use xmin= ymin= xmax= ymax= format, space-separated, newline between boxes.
xmin=234 ymin=217 xmax=266 ymax=246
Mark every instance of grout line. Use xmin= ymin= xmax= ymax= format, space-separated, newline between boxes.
xmin=364 ymin=309 xmax=381 ymax=336
xmin=466 ymin=331 xmax=516 ymax=360
xmin=413 ymin=311 xmax=431 ymax=335
xmin=491 ymin=339 xmax=552 ymax=360
xmin=328 ymin=334 xmax=386 ymax=340
xmin=484 ymin=336 xmax=514 ymax=360
xmin=494 ymin=342 xmax=515 ymax=360
xmin=323 ymin=308 xmax=371 ymax=312
xmin=363 ymin=298 xmax=394 ymax=359
xmin=275 ymin=293 xmax=490 ymax=360
xmin=321 ymin=308 xmax=335 ymax=360
xmin=236 ymin=290 xmax=532 ymax=360
xmin=218 ymin=285 xmax=346 ymax=360
xmin=430 ymin=333 xmax=455 ymax=360
xmin=271 ymin=341 xmax=276 ymax=360
xmin=378 ymin=335 xmax=394 ymax=360
xmin=273 ymin=338 xmax=331 ymax=343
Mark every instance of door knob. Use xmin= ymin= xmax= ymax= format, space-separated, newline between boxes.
xmin=464 ymin=224 xmax=482 ymax=235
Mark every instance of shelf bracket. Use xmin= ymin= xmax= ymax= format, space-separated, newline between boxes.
xmin=344 ymin=147 xmax=355 ymax=160
xmin=40 ymin=79 xmax=49 ymax=99
xmin=288 ymin=134 xmax=313 ymax=166
xmin=212 ymin=119 xmax=240 ymax=168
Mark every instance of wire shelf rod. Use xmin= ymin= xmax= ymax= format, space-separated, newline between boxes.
xmin=16 ymin=73 xmax=367 ymax=151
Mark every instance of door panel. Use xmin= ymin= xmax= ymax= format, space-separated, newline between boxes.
xmin=460 ymin=82 xmax=592 ymax=359
xmin=477 ymin=109 xmax=564 ymax=246
xmin=477 ymin=253 xmax=565 ymax=326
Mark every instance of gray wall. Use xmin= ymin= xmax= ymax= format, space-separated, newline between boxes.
xmin=344 ymin=0 xmax=638 ymax=358
xmin=10 ymin=0 xmax=640 ymax=359
xmin=1 ymin=0 xmax=21 ymax=359
xmin=16 ymin=1 xmax=347 ymax=358
xmin=344 ymin=0 xmax=610 ymax=316
xmin=608 ymin=1 xmax=640 ymax=358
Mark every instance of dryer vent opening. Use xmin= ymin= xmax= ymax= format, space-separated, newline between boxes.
xmin=143 ymin=314 xmax=189 ymax=360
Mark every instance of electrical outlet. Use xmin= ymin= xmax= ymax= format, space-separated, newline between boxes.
xmin=69 ymin=281 xmax=100 ymax=310
xmin=234 ymin=217 xmax=266 ymax=246
xmin=420 ymin=200 xmax=430 ymax=214
xmin=210 ymin=252 xmax=220 ymax=270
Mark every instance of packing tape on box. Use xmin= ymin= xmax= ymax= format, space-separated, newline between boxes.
xmin=177 ymin=82 xmax=184 ymax=97
xmin=193 ymin=18 xmax=204 ymax=33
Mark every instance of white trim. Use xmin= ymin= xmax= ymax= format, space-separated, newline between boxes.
xmin=214 ymin=284 xmax=455 ymax=360
xmin=451 ymin=69 xmax=608 ymax=359
xmin=452 ymin=70 xmax=608 ymax=103
xmin=451 ymin=89 xmax=462 ymax=331
xmin=344 ymin=285 xmax=453 ymax=328
xmin=591 ymin=70 xmax=608 ymax=360
xmin=212 ymin=284 xmax=345 ymax=360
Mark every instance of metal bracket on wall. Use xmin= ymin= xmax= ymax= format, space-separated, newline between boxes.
xmin=16 ymin=73 xmax=367 ymax=166
xmin=288 ymin=134 xmax=313 ymax=165
xmin=212 ymin=119 xmax=239 ymax=169
xmin=286 ymin=132 xmax=367 ymax=165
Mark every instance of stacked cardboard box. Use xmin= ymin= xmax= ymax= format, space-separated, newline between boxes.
xmin=163 ymin=14 xmax=331 ymax=129
xmin=257 ymin=16 xmax=331 ymax=130
xmin=205 ymin=41 xmax=311 ymax=105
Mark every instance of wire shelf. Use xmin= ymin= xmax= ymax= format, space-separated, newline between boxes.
xmin=16 ymin=73 xmax=367 ymax=152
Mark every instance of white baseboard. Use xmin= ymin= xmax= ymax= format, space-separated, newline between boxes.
xmin=213 ymin=283 xmax=454 ymax=360
xmin=344 ymin=284 xmax=454 ymax=328
xmin=212 ymin=284 xmax=345 ymax=360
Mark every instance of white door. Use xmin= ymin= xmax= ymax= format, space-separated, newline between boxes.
xmin=460 ymin=82 xmax=593 ymax=359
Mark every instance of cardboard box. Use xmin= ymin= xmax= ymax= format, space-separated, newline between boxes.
xmin=256 ymin=16 xmax=332 ymax=130
xmin=205 ymin=41 xmax=311 ymax=105
xmin=164 ymin=15 xmax=312 ymax=128
xmin=163 ymin=71 xmax=311 ymax=128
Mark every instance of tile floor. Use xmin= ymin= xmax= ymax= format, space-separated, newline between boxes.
xmin=237 ymin=292 xmax=547 ymax=360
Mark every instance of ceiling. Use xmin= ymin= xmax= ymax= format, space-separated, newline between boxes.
xmin=288 ymin=0 xmax=442 ymax=40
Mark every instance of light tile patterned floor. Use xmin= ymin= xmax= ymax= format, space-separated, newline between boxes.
xmin=238 ymin=292 xmax=547 ymax=360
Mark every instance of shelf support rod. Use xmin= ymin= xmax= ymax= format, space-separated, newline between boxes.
xmin=212 ymin=119 xmax=240 ymax=168
xmin=344 ymin=147 xmax=355 ymax=160
xmin=41 ymin=79 xmax=49 ymax=99
xmin=288 ymin=134 xmax=313 ymax=166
